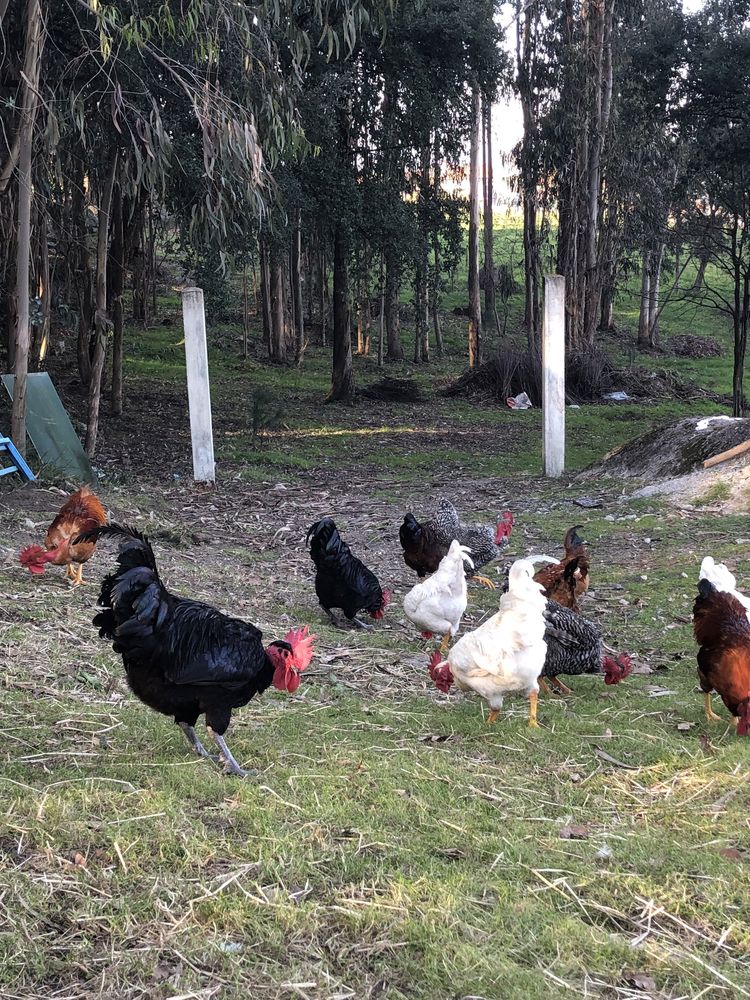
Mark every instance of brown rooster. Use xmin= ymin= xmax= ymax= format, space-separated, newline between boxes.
xmin=399 ymin=513 xmax=448 ymax=579
xmin=693 ymin=578 xmax=750 ymax=732
xmin=533 ymin=526 xmax=589 ymax=611
xmin=19 ymin=486 xmax=107 ymax=585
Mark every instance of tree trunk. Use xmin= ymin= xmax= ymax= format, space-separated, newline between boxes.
xmin=468 ymin=84 xmax=482 ymax=368
xmin=291 ymin=212 xmax=305 ymax=366
xmin=432 ymin=138 xmax=444 ymax=358
xmin=31 ymin=210 xmax=50 ymax=366
xmin=319 ymin=249 xmax=328 ymax=347
xmin=328 ymin=220 xmax=354 ymax=402
xmin=637 ymin=249 xmax=651 ymax=348
xmin=377 ymin=252 xmax=385 ymax=368
xmin=85 ymin=152 xmax=118 ymax=457
xmin=110 ymin=185 xmax=125 ymax=416
xmin=482 ymin=95 xmax=496 ymax=322
xmin=10 ymin=0 xmax=44 ymax=455
xmin=269 ymin=254 xmax=286 ymax=363
xmin=648 ymin=243 xmax=664 ymax=348
xmin=260 ymin=242 xmax=271 ymax=352
xmin=384 ymin=247 xmax=403 ymax=360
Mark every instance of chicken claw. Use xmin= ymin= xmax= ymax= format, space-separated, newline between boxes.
xmin=549 ymin=676 xmax=573 ymax=696
xmin=704 ymin=693 xmax=723 ymax=723
xmin=471 ymin=575 xmax=496 ymax=590
xmin=178 ymin=722 xmax=218 ymax=762
xmin=439 ymin=632 xmax=451 ymax=656
xmin=207 ymin=727 xmax=257 ymax=778
xmin=352 ymin=617 xmax=374 ymax=631
xmin=486 ymin=709 xmax=500 ymax=725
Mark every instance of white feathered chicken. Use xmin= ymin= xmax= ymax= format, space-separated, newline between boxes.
xmin=699 ymin=556 xmax=750 ymax=621
xmin=403 ymin=540 xmax=472 ymax=653
xmin=427 ymin=558 xmax=547 ymax=727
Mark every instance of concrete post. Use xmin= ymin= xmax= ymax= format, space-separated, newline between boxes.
xmin=543 ymin=274 xmax=566 ymax=478
xmin=181 ymin=287 xmax=216 ymax=483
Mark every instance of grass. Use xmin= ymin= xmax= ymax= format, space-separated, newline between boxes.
xmin=1 ymin=218 xmax=749 ymax=999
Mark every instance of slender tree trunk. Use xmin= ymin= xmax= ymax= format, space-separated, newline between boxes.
xmin=291 ymin=212 xmax=305 ymax=366
xmin=242 ymin=266 xmax=249 ymax=359
xmin=377 ymin=252 xmax=385 ymax=368
xmin=384 ymin=248 xmax=403 ymax=360
xmin=468 ymin=84 xmax=482 ymax=368
xmin=85 ymin=152 xmax=118 ymax=457
xmin=482 ymin=95 xmax=496 ymax=322
xmin=648 ymin=243 xmax=664 ymax=348
xmin=31 ymin=210 xmax=50 ymax=366
xmin=260 ymin=242 xmax=271 ymax=352
xmin=328 ymin=219 xmax=354 ymax=401
xmin=269 ymin=254 xmax=286 ymax=363
xmin=110 ymin=185 xmax=125 ymax=416
xmin=432 ymin=138 xmax=444 ymax=358
xmin=637 ymin=249 xmax=651 ymax=348
xmin=10 ymin=0 xmax=44 ymax=455
xmin=319 ymin=249 xmax=328 ymax=348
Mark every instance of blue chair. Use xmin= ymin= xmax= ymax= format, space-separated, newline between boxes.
xmin=0 ymin=435 xmax=36 ymax=481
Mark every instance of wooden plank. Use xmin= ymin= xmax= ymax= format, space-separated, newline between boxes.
xmin=543 ymin=274 xmax=566 ymax=478
xmin=181 ymin=287 xmax=216 ymax=483
xmin=703 ymin=438 xmax=750 ymax=469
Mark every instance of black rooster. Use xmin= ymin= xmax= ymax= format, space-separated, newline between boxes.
xmin=77 ymin=524 xmax=316 ymax=776
xmin=306 ymin=517 xmax=391 ymax=629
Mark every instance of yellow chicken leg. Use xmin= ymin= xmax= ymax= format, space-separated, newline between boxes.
xmin=72 ymin=563 xmax=84 ymax=586
xmin=528 ymin=690 xmax=540 ymax=728
xmin=439 ymin=632 xmax=451 ymax=656
xmin=471 ymin=575 xmax=496 ymax=590
xmin=65 ymin=564 xmax=75 ymax=579
xmin=486 ymin=708 xmax=500 ymax=725
xmin=704 ymin=692 xmax=722 ymax=723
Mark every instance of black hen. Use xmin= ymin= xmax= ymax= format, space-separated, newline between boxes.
xmin=399 ymin=513 xmax=448 ymax=578
xmin=306 ymin=517 xmax=391 ymax=629
xmin=541 ymin=600 xmax=631 ymax=694
xmin=77 ymin=524 xmax=316 ymax=776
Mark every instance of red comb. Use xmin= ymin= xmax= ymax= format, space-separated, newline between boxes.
xmin=428 ymin=651 xmax=454 ymax=693
xmin=283 ymin=626 xmax=317 ymax=672
xmin=19 ymin=545 xmax=49 ymax=574
xmin=603 ymin=653 xmax=632 ymax=685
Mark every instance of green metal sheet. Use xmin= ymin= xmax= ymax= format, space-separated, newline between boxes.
xmin=2 ymin=373 xmax=95 ymax=484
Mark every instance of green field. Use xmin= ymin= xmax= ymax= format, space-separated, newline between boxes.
xmin=1 ymin=220 xmax=749 ymax=999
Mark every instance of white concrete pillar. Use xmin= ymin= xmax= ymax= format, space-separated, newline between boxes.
xmin=543 ymin=274 xmax=566 ymax=478
xmin=181 ymin=287 xmax=216 ymax=483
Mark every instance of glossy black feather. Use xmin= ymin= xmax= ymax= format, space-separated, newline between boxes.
xmin=306 ymin=517 xmax=385 ymax=619
xmin=91 ymin=524 xmax=274 ymax=734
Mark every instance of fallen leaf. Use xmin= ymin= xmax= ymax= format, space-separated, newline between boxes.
xmin=73 ymin=852 xmax=86 ymax=867
xmin=595 ymin=747 xmax=638 ymax=769
xmin=622 ymin=971 xmax=657 ymax=991
xmin=436 ymin=847 xmax=466 ymax=860
xmin=718 ymin=848 xmax=744 ymax=861
xmin=559 ymin=824 xmax=589 ymax=840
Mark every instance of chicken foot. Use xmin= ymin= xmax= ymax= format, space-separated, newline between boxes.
xmin=207 ymin=727 xmax=257 ymax=778
xmin=72 ymin=563 xmax=84 ymax=586
xmin=486 ymin=709 xmax=500 ymax=724
xmin=439 ymin=632 xmax=451 ymax=655
xmin=471 ymin=575 xmax=496 ymax=590
xmin=549 ymin=676 xmax=573 ymax=696
xmin=704 ymin=693 xmax=723 ymax=723
xmin=351 ymin=617 xmax=374 ymax=631
xmin=178 ymin=722 xmax=218 ymax=762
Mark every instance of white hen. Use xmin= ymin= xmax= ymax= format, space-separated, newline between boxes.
xmin=403 ymin=540 xmax=472 ymax=653
xmin=428 ymin=558 xmax=548 ymax=727
xmin=699 ymin=556 xmax=750 ymax=622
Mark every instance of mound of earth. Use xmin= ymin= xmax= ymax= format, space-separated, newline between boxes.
xmin=669 ymin=334 xmax=724 ymax=358
xmin=584 ymin=414 xmax=750 ymax=480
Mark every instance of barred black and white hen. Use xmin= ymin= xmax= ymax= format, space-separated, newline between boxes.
xmin=542 ymin=600 xmax=631 ymax=694
xmin=433 ymin=499 xmax=514 ymax=589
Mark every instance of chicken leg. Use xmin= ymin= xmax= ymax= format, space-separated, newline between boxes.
xmin=178 ymin=722 xmax=217 ymax=761
xmin=486 ymin=708 xmax=500 ymax=724
xmin=528 ymin=690 xmax=540 ymax=728
xmin=439 ymin=632 xmax=451 ymax=656
xmin=549 ymin=676 xmax=573 ymax=696
xmin=72 ymin=563 xmax=84 ymax=586
xmin=704 ymin=693 xmax=723 ymax=723
xmin=352 ymin=617 xmax=374 ymax=631
xmin=207 ymin=727 xmax=256 ymax=778
xmin=65 ymin=564 xmax=75 ymax=580
xmin=471 ymin=575 xmax=496 ymax=590
xmin=538 ymin=678 xmax=553 ymax=696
